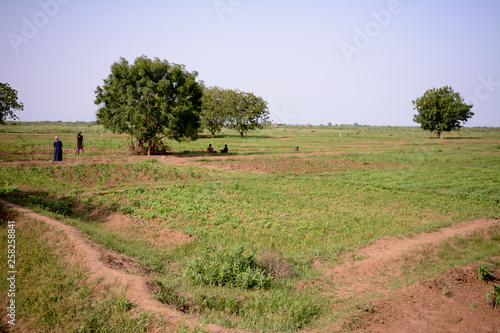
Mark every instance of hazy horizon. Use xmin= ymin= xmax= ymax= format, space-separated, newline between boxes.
xmin=1 ymin=0 xmax=499 ymax=127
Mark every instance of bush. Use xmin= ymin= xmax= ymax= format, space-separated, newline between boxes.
xmin=183 ymin=245 xmax=274 ymax=290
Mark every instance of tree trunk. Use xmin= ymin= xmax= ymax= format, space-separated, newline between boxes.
xmin=211 ymin=131 xmax=215 ymax=139
xmin=147 ymin=140 xmax=152 ymax=156
xmin=240 ymin=131 xmax=244 ymax=138
xmin=438 ymin=132 xmax=442 ymax=139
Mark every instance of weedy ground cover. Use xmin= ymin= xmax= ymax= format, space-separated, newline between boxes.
xmin=1 ymin=124 xmax=499 ymax=331
xmin=0 ymin=205 xmax=160 ymax=332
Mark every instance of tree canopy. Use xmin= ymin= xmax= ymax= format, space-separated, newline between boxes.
xmin=413 ymin=86 xmax=473 ymax=139
xmin=95 ymin=56 xmax=203 ymax=155
xmin=0 ymin=82 xmax=23 ymax=124
xmin=226 ymin=89 xmax=270 ymax=138
xmin=201 ymin=86 xmax=231 ymax=138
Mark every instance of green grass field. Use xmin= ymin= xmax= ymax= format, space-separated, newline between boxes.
xmin=1 ymin=122 xmax=499 ymax=331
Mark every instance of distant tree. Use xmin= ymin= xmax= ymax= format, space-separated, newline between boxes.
xmin=226 ymin=90 xmax=270 ymax=138
xmin=327 ymin=122 xmax=332 ymax=126
xmin=201 ymin=86 xmax=231 ymax=138
xmin=0 ymin=82 xmax=23 ymax=124
xmin=95 ymin=56 xmax=203 ymax=155
xmin=413 ymin=86 xmax=473 ymax=139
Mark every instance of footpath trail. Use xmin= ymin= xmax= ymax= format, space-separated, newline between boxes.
xmin=2 ymin=199 xmax=499 ymax=332
xmin=320 ymin=218 xmax=500 ymax=298
xmin=0 ymin=199 xmax=248 ymax=333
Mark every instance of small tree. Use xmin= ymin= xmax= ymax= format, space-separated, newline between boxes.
xmin=226 ymin=89 xmax=270 ymax=138
xmin=95 ymin=56 xmax=203 ymax=155
xmin=412 ymin=86 xmax=473 ymax=139
xmin=201 ymin=86 xmax=231 ymax=138
xmin=0 ymin=82 xmax=23 ymax=124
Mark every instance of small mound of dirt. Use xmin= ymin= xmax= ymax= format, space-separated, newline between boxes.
xmin=421 ymin=266 xmax=475 ymax=290
xmin=256 ymin=248 xmax=295 ymax=279
xmin=101 ymin=250 xmax=146 ymax=275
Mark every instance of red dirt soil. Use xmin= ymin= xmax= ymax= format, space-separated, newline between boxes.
xmin=353 ymin=263 xmax=500 ymax=333
xmin=3 ymin=198 xmax=499 ymax=332
xmin=2 ymin=152 xmax=500 ymax=332
xmin=0 ymin=200 xmax=248 ymax=333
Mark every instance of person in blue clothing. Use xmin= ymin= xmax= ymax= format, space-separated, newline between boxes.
xmin=53 ymin=136 xmax=63 ymax=161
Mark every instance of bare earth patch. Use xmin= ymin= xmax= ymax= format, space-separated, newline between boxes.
xmin=104 ymin=213 xmax=194 ymax=248
xmin=316 ymin=219 xmax=499 ymax=299
xmin=352 ymin=263 xmax=500 ymax=333
xmin=0 ymin=200 xmax=246 ymax=333
xmin=2 ymin=150 xmax=499 ymax=332
xmin=4 ymin=197 xmax=500 ymax=332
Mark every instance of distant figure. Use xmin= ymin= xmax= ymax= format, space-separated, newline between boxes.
xmin=53 ymin=136 xmax=63 ymax=161
xmin=221 ymin=144 xmax=228 ymax=153
xmin=294 ymin=146 xmax=299 ymax=151
xmin=206 ymin=144 xmax=214 ymax=154
xmin=77 ymin=131 xmax=84 ymax=154
xmin=339 ymin=134 xmax=342 ymax=138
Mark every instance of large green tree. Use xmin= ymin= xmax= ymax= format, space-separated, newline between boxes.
xmin=226 ymin=89 xmax=270 ymax=138
xmin=201 ymin=86 xmax=231 ymax=138
xmin=0 ymin=82 xmax=23 ymax=124
xmin=95 ymin=56 xmax=203 ymax=155
xmin=413 ymin=86 xmax=473 ymax=139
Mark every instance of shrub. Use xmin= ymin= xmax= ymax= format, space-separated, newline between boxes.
xmin=183 ymin=245 xmax=274 ymax=289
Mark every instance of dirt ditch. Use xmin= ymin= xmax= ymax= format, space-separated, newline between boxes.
xmin=2 ymin=198 xmax=499 ymax=332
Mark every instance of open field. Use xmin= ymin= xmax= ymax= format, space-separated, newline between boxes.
xmin=1 ymin=122 xmax=500 ymax=332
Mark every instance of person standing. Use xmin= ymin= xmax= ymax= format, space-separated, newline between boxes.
xmin=54 ymin=136 xmax=63 ymax=161
xmin=77 ymin=131 xmax=84 ymax=154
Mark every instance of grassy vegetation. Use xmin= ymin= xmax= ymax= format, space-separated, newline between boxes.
xmin=1 ymin=122 xmax=499 ymax=331
xmin=0 ymin=205 xmax=160 ymax=332
xmin=399 ymin=225 xmax=500 ymax=286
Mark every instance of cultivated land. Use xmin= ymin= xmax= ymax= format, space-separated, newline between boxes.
xmin=0 ymin=122 xmax=499 ymax=332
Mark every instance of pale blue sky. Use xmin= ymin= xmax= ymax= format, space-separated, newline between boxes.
xmin=1 ymin=0 xmax=499 ymax=126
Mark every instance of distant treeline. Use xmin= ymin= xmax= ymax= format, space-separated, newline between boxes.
xmin=5 ymin=121 xmax=97 ymax=126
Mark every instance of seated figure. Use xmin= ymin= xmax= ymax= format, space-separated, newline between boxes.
xmin=221 ymin=144 xmax=228 ymax=153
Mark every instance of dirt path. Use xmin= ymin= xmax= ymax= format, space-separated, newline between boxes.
xmin=314 ymin=218 xmax=500 ymax=333
xmin=320 ymin=218 xmax=499 ymax=298
xmin=3 ymin=198 xmax=499 ymax=332
xmin=0 ymin=200 xmax=249 ymax=333
xmin=0 ymin=151 xmax=349 ymax=169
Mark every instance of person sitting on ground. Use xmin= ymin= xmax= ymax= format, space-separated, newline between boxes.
xmin=206 ymin=144 xmax=214 ymax=154
xmin=294 ymin=146 xmax=299 ymax=151
xmin=221 ymin=144 xmax=228 ymax=153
